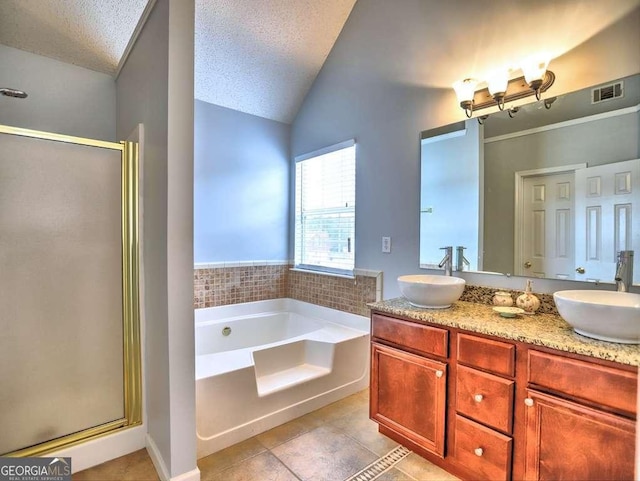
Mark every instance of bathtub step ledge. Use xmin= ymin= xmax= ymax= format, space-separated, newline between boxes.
xmin=256 ymin=364 xmax=332 ymax=397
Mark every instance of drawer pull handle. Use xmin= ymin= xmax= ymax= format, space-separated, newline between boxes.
xmin=473 ymin=394 xmax=484 ymax=403
xmin=474 ymin=447 xmax=484 ymax=457
xmin=435 ymin=370 xmax=444 ymax=378
xmin=524 ymin=398 xmax=534 ymax=407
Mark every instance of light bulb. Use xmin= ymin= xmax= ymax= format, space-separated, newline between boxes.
xmin=453 ymin=78 xmax=478 ymax=118
xmin=522 ymin=56 xmax=550 ymax=99
xmin=452 ymin=78 xmax=478 ymax=103
xmin=487 ymin=70 xmax=508 ymax=96
xmin=521 ymin=57 xmax=549 ymax=84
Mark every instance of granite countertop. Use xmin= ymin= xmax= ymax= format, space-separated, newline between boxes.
xmin=368 ymin=298 xmax=639 ymax=367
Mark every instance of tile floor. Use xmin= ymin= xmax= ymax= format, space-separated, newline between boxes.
xmin=73 ymin=390 xmax=459 ymax=481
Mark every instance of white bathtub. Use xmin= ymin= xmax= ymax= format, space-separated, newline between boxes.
xmin=195 ymin=298 xmax=370 ymax=458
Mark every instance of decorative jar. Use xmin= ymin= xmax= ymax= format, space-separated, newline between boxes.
xmin=493 ymin=291 xmax=513 ymax=307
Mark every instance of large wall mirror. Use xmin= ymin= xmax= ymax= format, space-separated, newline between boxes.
xmin=420 ymin=74 xmax=639 ymax=285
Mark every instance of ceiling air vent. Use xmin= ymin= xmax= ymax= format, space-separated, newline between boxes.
xmin=591 ymin=81 xmax=624 ymax=104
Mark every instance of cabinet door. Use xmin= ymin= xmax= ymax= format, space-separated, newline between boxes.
xmin=370 ymin=342 xmax=447 ymax=457
xmin=523 ymin=390 xmax=635 ymax=481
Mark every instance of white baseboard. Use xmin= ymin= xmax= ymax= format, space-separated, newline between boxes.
xmin=50 ymin=425 xmax=146 ymax=474
xmin=171 ymin=468 xmax=201 ymax=481
xmin=146 ymin=434 xmax=170 ymax=481
xmin=146 ymin=434 xmax=200 ymax=481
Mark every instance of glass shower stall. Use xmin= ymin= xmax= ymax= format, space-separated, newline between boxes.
xmin=0 ymin=124 xmax=141 ymax=456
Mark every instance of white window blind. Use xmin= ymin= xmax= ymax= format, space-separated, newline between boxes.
xmin=294 ymin=140 xmax=356 ymax=275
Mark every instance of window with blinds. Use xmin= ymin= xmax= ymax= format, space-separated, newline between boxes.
xmin=294 ymin=140 xmax=356 ymax=275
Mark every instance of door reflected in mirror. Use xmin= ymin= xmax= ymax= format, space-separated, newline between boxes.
xmin=420 ymin=74 xmax=640 ymax=285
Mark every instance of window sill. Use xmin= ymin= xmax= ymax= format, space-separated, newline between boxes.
xmin=289 ymin=267 xmax=355 ymax=280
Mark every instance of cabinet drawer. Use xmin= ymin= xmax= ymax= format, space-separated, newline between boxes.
xmin=456 ymin=365 xmax=514 ymax=434
xmin=453 ymin=415 xmax=512 ymax=481
xmin=528 ymin=350 xmax=637 ymax=415
xmin=457 ymin=333 xmax=515 ymax=377
xmin=372 ymin=313 xmax=448 ymax=358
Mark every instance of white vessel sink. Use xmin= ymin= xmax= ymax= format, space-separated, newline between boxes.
xmin=398 ymin=275 xmax=465 ymax=309
xmin=553 ymin=290 xmax=640 ymax=344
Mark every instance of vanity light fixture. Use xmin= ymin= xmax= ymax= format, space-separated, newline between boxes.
xmin=487 ymin=70 xmax=509 ymax=111
xmin=521 ymin=57 xmax=550 ymax=100
xmin=544 ymin=96 xmax=557 ymax=109
xmin=452 ymin=78 xmax=478 ymax=118
xmin=453 ymin=61 xmax=555 ymax=118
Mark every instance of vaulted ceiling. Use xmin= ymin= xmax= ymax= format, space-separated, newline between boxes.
xmin=0 ymin=0 xmax=356 ymax=124
xmin=195 ymin=0 xmax=356 ymax=123
xmin=0 ymin=0 xmax=638 ymax=124
xmin=0 ymin=0 xmax=147 ymax=74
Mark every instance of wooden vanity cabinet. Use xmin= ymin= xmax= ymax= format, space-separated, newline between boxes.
xmin=371 ymin=313 xmax=448 ymax=358
xmin=370 ymin=343 xmax=447 ymax=456
xmin=453 ymin=415 xmax=513 ymax=481
xmin=370 ymin=314 xmax=448 ymax=457
xmin=369 ymin=310 xmax=638 ymax=481
xmin=453 ymin=335 xmax=516 ymax=481
xmin=523 ymin=350 xmax=637 ymax=481
xmin=523 ymin=389 xmax=635 ymax=480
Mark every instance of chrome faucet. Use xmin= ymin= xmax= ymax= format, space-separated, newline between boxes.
xmin=439 ymin=246 xmax=453 ymax=276
xmin=615 ymin=250 xmax=634 ymax=292
xmin=456 ymin=246 xmax=470 ymax=272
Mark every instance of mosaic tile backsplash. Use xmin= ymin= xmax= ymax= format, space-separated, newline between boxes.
xmin=194 ymin=264 xmax=378 ymax=316
xmin=194 ymin=264 xmax=288 ymax=308
xmin=460 ymin=284 xmax=558 ymax=315
xmin=288 ymin=269 xmax=377 ymax=317
xmin=194 ymin=264 xmax=557 ymax=316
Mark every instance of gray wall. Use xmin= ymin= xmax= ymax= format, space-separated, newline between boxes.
xmin=116 ymin=0 xmax=196 ymax=478
xmin=291 ymin=1 xmax=441 ymax=298
xmin=484 ymin=110 xmax=640 ymax=274
xmin=291 ymin=0 xmax=640 ymax=298
xmin=117 ymin=0 xmax=170 ymax=469
xmin=194 ymin=101 xmax=290 ymax=263
xmin=0 ymin=44 xmax=116 ymax=141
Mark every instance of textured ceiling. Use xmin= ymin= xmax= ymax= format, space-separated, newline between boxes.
xmin=0 ymin=0 xmax=638 ymax=124
xmin=0 ymin=0 xmax=148 ymax=75
xmin=0 ymin=0 xmax=356 ymax=124
xmin=194 ymin=0 xmax=356 ymax=123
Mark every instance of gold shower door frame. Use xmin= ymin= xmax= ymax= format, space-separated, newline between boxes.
xmin=0 ymin=124 xmax=142 ymax=457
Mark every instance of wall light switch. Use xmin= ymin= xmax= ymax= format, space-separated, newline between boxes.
xmin=382 ymin=236 xmax=391 ymax=253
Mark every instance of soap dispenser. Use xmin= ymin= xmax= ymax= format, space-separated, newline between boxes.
xmin=516 ymin=279 xmax=540 ymax=314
